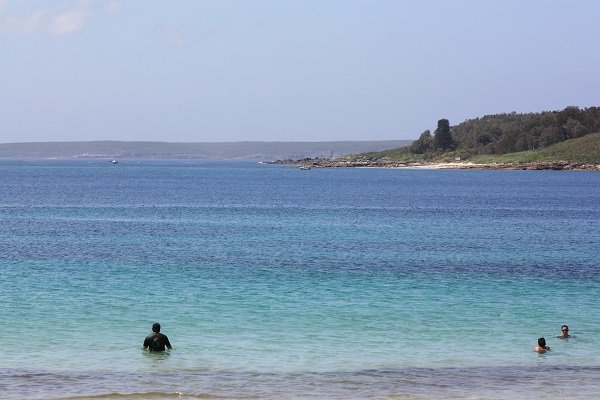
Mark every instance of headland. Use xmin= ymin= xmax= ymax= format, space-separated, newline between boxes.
xmin=280 ymin=158 xmax=600 ymax=171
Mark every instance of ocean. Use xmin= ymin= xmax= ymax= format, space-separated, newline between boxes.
xmin=0 ymin=159 xmax=599 ymax=399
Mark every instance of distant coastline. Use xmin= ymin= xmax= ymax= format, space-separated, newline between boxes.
xmin=0 ymin=140 xmax=412 ymax=161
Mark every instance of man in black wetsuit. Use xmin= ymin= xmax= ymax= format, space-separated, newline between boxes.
xmin=143 ymin=322 xmax=173 ymax=351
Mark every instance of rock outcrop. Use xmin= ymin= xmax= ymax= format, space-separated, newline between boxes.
xmin=279 ymin=158 xmax=600 ymax=171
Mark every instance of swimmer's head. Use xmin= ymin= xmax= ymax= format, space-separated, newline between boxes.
xmin=561 ymin=325 xmax=569 ymax=333
xmin=538 ymin=337 xmax=546 ymax=347
xmin=152 ymin=323 xmax=161 ymax=333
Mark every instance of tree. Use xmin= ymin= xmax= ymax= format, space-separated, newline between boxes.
xmin=539 ymin=126 xmax=564 ymax=147
xmin=410 ymin=130 xmax=433 ymax=154
xmin=563 ymin=118 xmax=586 ymax=139
xmin=433 ymin=119 xmax=455 ymax=150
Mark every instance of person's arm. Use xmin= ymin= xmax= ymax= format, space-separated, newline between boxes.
xmin=142 ymin=337 xmax=149 ymax=350
xmin=165 ymin=336 xmax=173 ymax=350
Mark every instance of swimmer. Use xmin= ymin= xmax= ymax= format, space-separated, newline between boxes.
xmin=535 ymin=337 xmax=550 ymax=353
xmin=143 ymin=322 xmax=173 ymax=352
xmin=557 ymin=324 xmax=571 ymax=339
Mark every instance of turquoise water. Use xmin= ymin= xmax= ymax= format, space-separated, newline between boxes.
xmin=1 ymin=160 xmax=599 ymax=399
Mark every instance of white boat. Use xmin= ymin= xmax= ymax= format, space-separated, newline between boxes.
xmin=111 ymin=160 xmax=119 ymax=165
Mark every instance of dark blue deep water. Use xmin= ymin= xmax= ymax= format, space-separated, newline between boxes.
xmin=0 ymin=160 xmax=599 ymax=399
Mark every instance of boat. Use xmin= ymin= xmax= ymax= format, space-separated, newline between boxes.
xmin=111 ymin=160 xmax=119 ymax=165
xmin=299 ymin=166 xmax=311 ymax=170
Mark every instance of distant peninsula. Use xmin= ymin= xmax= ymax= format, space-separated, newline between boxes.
xmin=282 ymin=107 xmax=600 ymax=171
xmin=0 ymin=140 xmax=412 ymax=161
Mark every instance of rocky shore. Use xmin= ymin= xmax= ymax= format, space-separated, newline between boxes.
xmin=275 ymin=158 xmax=600 ymax=171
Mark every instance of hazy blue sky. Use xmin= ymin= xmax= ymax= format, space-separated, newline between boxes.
xmin=2 ymin=0 xmax=599 ymax=143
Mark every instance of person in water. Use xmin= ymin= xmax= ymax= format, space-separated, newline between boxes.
xmin=535 ymin=337 xmax=550 ymax=352
xmin=557 ymin=324 xmax=571 ymax=339
xmin=143 ymin=322 xmax=172 ymax=352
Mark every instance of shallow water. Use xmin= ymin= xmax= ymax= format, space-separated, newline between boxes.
xmin=4 ymin=365 xmax=600 ymax=399
xmin=0 ymin=160 xmax=599 ymax=399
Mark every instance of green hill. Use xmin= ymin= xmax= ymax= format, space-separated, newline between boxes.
xmin=359 ymin=132 xmax=600 ymax=165
xmin=471 ymin=132 xmax=600 ymax=164
xmin=358 ymin=106 xmax=600 ymax=164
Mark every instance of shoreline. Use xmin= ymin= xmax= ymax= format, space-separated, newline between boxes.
xmin=3 ymin=364 xmax=599 ymax=399
xmin=278 ymin=159 xmax=600 ymax=171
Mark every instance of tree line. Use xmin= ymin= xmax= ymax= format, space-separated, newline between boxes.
xmin=407 ymin=106 xmax=600 ymax=157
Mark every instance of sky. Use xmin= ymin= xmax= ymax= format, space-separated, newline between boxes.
xmin=2 ymin=0 xmax=600 ymax=143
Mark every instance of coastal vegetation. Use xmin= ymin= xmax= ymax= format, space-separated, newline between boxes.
xmin=358 ymin=132 xmax=600 ymax=165
xmin=358 ymin=106 xmax=600 ymax=164
xmin=470 ymin=132 xmax=600 ymax=164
